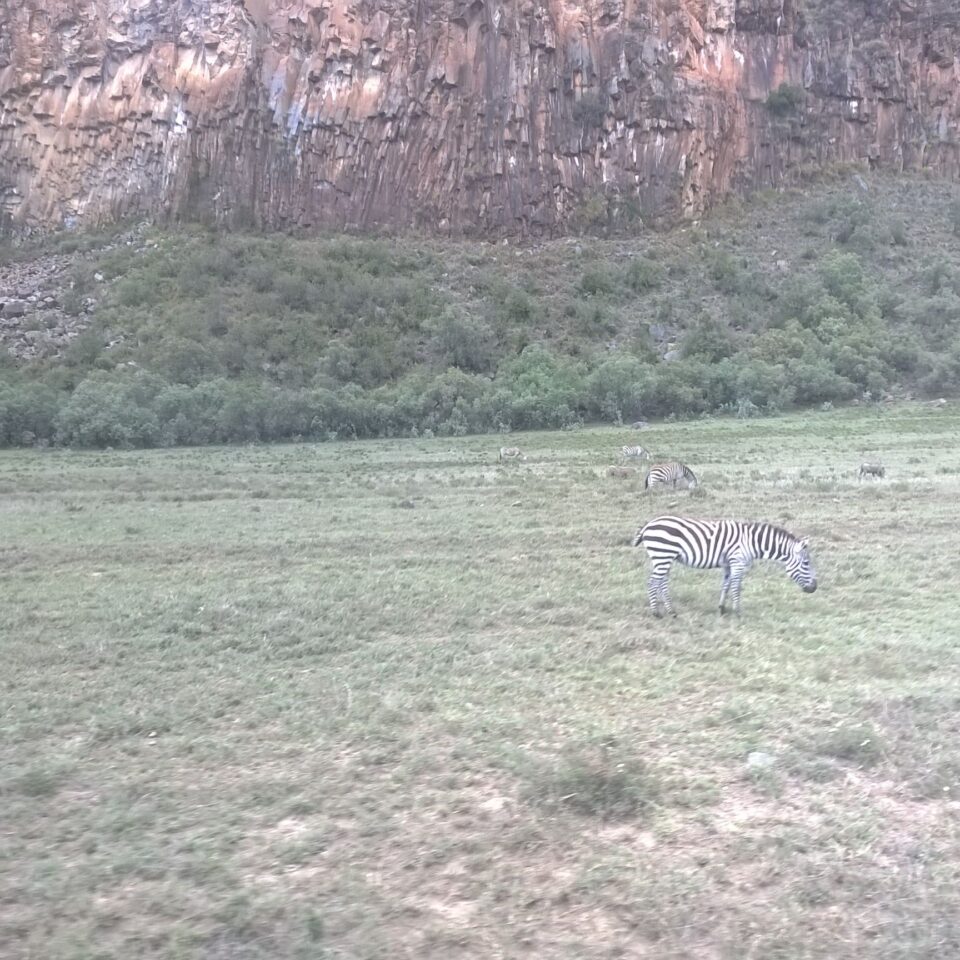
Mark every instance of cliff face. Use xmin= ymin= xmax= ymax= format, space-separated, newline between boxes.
xmin=0 ymin=0 xmax=958 ymax=236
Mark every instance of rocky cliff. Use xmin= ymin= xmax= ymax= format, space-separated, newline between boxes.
xmin=0 ymin=0 xmax=958 ymax=236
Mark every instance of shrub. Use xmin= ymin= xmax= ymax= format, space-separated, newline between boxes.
xmin=55 ymin=376 xmax=161 ymax=447
xmin=765 ymin=83 xmax=805 ymax=116
xmin=0 ymin=381 xmax=60 ymax=444
xmin=432 ymin=308 xmax=497 ymax=373
xmin=585 ymin=356 xmax=650 ymax=421
xmin=785 ymin=360 xmax=857 ymax=405
xmin=817 ymin=251 xmax=873 ymax=316
xmin=639 ymin=361 xmax=713 ymax=418
xmin=623 ymin=257 xmax=665 ymax=292
xmin=571 ymin=92 xmax=608 ymax=128
xmin=681 ymin=318 xmax=737 ymax=363
xmin=579 ymin=266 xmax=617 ymax=296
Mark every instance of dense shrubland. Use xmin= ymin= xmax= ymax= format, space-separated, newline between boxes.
xmin=1 ymin=172 xmax=959 ymax=446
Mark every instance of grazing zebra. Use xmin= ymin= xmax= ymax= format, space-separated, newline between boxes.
xmin=621 ymin=445 xmax=651 ymax=461
xmin=634 ymin=516 xmax=817 ymax=616
xmin=857 ymin=462 xmax=885 ymax=481
xmin=644 ymin=461 xmax=698 ymax=491
xmin=498 ymin=446 xmax=526 ymax=463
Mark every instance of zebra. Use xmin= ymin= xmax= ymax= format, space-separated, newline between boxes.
xmin=621 ymin=445 xmax=651 ymax=461
xmin=644 ymin=461 xmax=698 ymax=491
xmin=857 ymin=462 xmax=885 ymax=481
xmin=633 ymin=515 xmax=817 ymax=616
xmin=498 ymin=446 xmax=526 ymax=463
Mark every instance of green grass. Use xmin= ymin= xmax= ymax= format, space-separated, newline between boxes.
xmin=4 ymin=404 xmax=960 ymax=958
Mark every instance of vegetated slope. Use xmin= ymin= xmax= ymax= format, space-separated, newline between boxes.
xmin=1 ymin=171 xmax=960 ymax=447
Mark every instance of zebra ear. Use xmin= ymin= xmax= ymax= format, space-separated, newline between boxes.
xmin=798 ymin=537 xmax=810 ymax=548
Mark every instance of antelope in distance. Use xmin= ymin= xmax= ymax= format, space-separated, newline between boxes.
xmin=857 ymin=462 xmax=885 ymax=481
xmin=498 ymin=446 xmax=526 ymax=463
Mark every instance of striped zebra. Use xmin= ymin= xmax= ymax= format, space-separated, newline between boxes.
xmin=633 ymin=515 xmax=817 ymax=616
xmin=498 ymin=446 xmax=526 ymax=463
xmin=621 ymin=445 xmax=651 ymax=461
xmin=644 ymin=461 xmax=698 ymax=491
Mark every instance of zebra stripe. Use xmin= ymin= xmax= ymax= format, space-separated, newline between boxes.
xmin=644 ymin=461 xmax=698 ymax=490
xmin=633 ymin=515 xmax=817 ymax=616
xmin=621 ymin=445 xmax=651 ymax=460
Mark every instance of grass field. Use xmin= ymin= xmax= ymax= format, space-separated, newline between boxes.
xmin=4 ymin=404 xmax=960 ymax=959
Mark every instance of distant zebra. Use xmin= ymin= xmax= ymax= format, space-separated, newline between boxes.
xmin=498 ymin=446 xmax=526 ymax=463
xmin=644 ymin=461 xmax=698 ymax=491
xmin=633 ymin=516 xmax=817 ymax=616
xmin=621 ymin=445 xmax=651 ymax=461
xmin=857 ymin=462 xmax=885 ymax=481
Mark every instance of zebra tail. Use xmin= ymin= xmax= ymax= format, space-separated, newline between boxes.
xmin=631 ymin=520 xmax=654 ymax=548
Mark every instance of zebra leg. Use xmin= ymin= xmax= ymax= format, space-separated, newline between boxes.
xmin=647 ymin=571 xmax=664 ymax=616
xmin=728 ymin=560 xmax=751 ymax=614
xmin=648 ymin=563 xmax=675 ymax=617
xmin=719 ymin=562 xmax=732 ymax=614
xmin=659 ymin=577 xmax=676 ymax=617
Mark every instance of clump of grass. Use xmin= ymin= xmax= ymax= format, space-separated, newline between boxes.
xmin=521 ymin=737 xmax=661 ymax=820
xmin=12 ymin=766 xmax=66 ymax=798
xmin=812 ymin=722 xmax=884 ymax=767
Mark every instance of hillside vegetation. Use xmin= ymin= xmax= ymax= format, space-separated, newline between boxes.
xmin=2 ymin=171 xmax=960 ymax=446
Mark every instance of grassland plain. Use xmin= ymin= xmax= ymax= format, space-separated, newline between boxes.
xmin=3 ymin=404 xmax=960 ymax=959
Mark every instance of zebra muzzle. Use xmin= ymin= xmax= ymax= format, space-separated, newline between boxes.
xmin=803 ymin=581 xmax=818 ymax=593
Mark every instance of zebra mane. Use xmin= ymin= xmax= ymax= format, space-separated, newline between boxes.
xmin=755 ymin=522 xmax=801 ymax=552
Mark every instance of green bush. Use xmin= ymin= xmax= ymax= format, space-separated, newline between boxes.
xmin=623 ymin=257 xmax=664 ymax=292
xmin=765 ymin=83 xmax=805 ymax=116
xmin=579 ymin=267 xmax=617 ymax=296
xmin=571 ymin=92 xmax=608 ymax=128
xmin=681 ymin=318 xmax=737 ymax=362
xmin=432 ymin=308 xmax=497 ymax=373
xmin=55 ymin=376 xmax=162 ymax=447
xmin=585 ymin=356 xmax=650 ymax=421
xmin=0 ymin=381 xmax=60 ymax=444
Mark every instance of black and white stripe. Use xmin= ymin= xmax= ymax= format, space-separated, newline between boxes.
xmin=621 ymin=445 xmax=651 ymax=461
xmin=644 ymin=461 xmax=698 ymax=491
xmin=633 ymin=515 xmax=817 ymax=616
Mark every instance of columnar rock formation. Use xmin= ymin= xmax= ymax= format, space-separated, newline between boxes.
xmin=0 ymin=0 xmax=958 ymax=236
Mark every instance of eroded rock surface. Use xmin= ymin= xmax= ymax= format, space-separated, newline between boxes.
xmin=0 ymin=0 xmax=958 ymax=236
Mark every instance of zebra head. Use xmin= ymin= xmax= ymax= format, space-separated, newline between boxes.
xmin=785 ymin=537 xmax=817 ymax=593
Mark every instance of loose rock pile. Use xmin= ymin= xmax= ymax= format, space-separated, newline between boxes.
xmin=0 ymin=224 xmax=148 ymax=361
